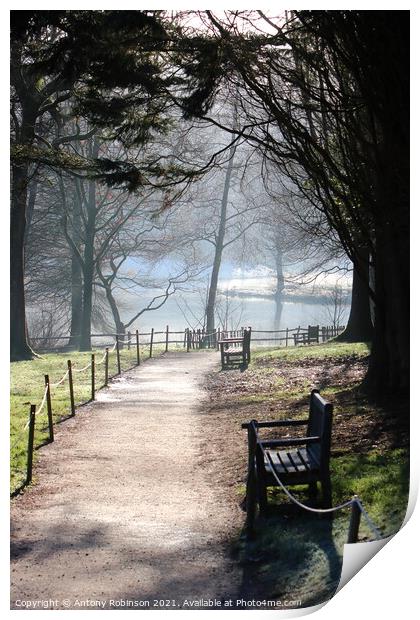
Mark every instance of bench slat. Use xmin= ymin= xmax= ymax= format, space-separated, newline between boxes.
xmin=286 ymin=451 xmax=304 ymax=472
xmin=296 ymin=448 xmax=311 ymax=471
xmin=264 ymin=450 xmax=287 ymax=474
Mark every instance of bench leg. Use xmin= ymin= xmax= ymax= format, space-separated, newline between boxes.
xmin=321 ymin=475 xmax=332 ymax=509
xmin=255 ymin=449 xmax=268 ymax=515
xmin=308 ymin=481 xmax=318 ymax=501
xmin=245 ymin=466 xmax=258 ymax=539
xmin=257 ymin=479 xmax=268 ymax=515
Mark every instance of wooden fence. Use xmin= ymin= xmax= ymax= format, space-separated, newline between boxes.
xmin=29 ymin=324 xmax=345 ymax=353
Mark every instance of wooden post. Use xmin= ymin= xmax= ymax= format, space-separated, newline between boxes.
xmin=127 ymin=330 xmax=131 ymax=350
xmin=105 ymin=347 xmax=109 ymax=386
xmin=116 ymin=335 xmax=121 ymax=374
xmin=183 ymin=328 xmax=187 ymax=348
xmin=186 ymin=328 xmax=190 ymax=352
xmin=286 ymin=327 xmax=289 ymax=347
xmin=26 ymin=405 xmax=36 ymax=485
xmin=165 ymin=325 xmax=169 ymax=352
xmin=67 ymin=360 xmax=75 ymax=416
xmin=44 ymin=375 xmax=54 ymax=442
xmin=136 ymin=330 xmax=140 ymax=365
xmin=347 ymin=496 xmax=362 ymax=543
xmin=91 ymin=353 xmax=95 ymax=401
xmin=149 ymin=328 xmax=154 ymax=358
xmin=217 ymin=327 xmax=220 ymax=350
xmin=245 ymin=422 xmax=258 ymax=539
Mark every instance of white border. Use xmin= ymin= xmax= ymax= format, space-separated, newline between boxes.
xmin=2 ymin=4 xmax=418 ymax=619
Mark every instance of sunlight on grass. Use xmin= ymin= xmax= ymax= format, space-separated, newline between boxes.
xmin=10 ymin=344 xmax=155 ymax=493
xmin=252 ymin=341 xmax=371 ymax=364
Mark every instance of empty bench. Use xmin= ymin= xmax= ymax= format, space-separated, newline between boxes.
xmin=242 ymin=389 xmax=333 ymax=531
xmin=293 ymin=325 xmax=320 ymax=346
xmin=218 ymin=327 xmax=251 ymax=369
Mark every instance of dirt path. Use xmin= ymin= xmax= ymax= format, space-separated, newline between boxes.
xmin=10 ymin=351 xmax=243 ymax=610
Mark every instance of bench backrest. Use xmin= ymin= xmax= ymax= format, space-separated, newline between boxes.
xmin=308 ymin=325 xmax=320 ymax=342
xmin=243 ymin=327 xmax=251 ymax=352
xmin=307 ymin=389 xmax=333 ymax=471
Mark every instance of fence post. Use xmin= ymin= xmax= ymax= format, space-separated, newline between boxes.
xmin=116 ymin=335 xmax=121 ymax=374
xmin=91 ymin=353 xmax=95 ymax=400
xmin=217 ymin=327 xmax=220 ymax=350
xmin=136 ymin=330 xmax=140 ymax=365
xmin=149 ymin=328 xmax=154 ymax=358
xmin=347 ymin=496 xmax=362 ymax=543
xmin=105 ymin=347 xmax=109 ymax=386
xmin=67 ymin=360 xmax=75 ymax=416
xmin=286 ymin=327 xmax=289 ymax=347
xmin=26 ymin=405 xmax=36 ymax=485
xmin=127 ymin=330 xmax=131 ymax=351
xmin=165 ymin=325 xmax=169 ymax=353
xmin=44 ymin=375 xmax=54 ymax=442
xmin=186 ymin=328 xmax=190 ymax=353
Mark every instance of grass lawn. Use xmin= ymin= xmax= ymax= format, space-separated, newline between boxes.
xmin=10 ymin=343 xmax=162 ymax=493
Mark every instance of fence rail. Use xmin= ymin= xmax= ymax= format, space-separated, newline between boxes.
xmin=28 ymin=324 xmax=345 ymax=353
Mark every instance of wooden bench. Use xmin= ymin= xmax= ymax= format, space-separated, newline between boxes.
xmin=218 ymin=327 xmax=251 ymax=369
xmin=242 ymin=389 xmax=333 ymax=531
xmin=293 ymin=325 xmax=320 ymax=346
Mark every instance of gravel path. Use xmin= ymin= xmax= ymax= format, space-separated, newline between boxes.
xmin=10 ymin=351 xmax=242 ymax=610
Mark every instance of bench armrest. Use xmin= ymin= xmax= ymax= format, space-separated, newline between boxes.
xmin=258 ymin=436 xmax=320 ymax=447
xmin=241 ymin=419 xmax=308 ymax=429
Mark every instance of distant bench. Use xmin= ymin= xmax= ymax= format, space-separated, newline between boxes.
xmin=218 ymin=327 xmax=251 ymax=369
xmin=242 ymin=389 xmax=333 ymax=531
xmin=293 ymin=325 xmax=320 ymax=346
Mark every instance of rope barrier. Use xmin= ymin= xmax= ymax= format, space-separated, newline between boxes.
xmin=49 ymin=369 xmax=70 ymax=388
xmin=265 ymin=452 xmax=382 ymax=539
xmin=34 ymin=384 xmax=49 ymax=416
xmin=355 ymin=498 xmax=383 ymax=539
xmin=95 ymin=348 xmax=109 ymax=365
xmin=71 ymin=361 xmax=91 ymax=373
xmin=266 ymin=452 xmax=354 ymax=514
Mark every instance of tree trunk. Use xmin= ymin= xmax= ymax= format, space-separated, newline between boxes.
xmin=23 ymin=175 xmax=38 ymax=248
xmin=79 ymin=197 xmax=95 ymax=350
xmin=10 ymin=161 xmax=34 ymax=360
xmin=273 ymin=240 xmax=285 ymax=331
xmin=10 ymin=103 xmax=38 ymax=361
xmin=79 ymin=138 xmax=99 ymax=351
xmin=205 ymin=144 xmax=236 ymax=339
xmin=68 ymin=193 xmax=83 ymax=348
xmin=336 ymin=248 xmax=373 ymax=342
xmin=364 ymin=221 xmax=409 ymax=396
xmin=103 ymin=280 xmax=126 ymax=338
